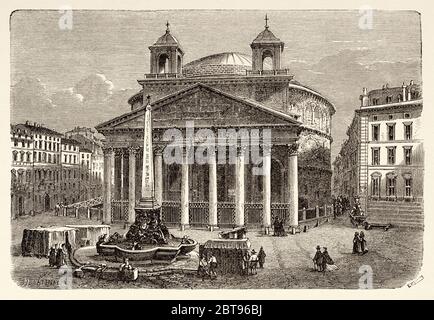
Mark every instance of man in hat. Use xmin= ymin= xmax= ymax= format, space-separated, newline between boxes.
xmin=313 ymin=245 xmax=323 ymax=271
xmin=322 ymin=247 xmax=338 ymax=271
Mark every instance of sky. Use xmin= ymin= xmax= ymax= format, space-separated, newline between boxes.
xmin=10 ymin=10 xmax=422 ymax=159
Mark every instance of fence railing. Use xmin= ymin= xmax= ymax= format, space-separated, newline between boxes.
xmin=161 ymin=201 xmax=180 ymax=227
xmin=217 ymin=202 xmax=236 ymax=228
xmin=244 ymin=203 xmax=263 ymax=226
xmin=189 ymin=202 xmax=209 ymax=227
xmin=111 ymin=200 xmax=128 ymax=222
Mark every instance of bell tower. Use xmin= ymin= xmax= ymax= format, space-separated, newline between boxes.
xmin=149 ymin=22 xmax=184 ymax=75
xmin=250 ymin=15 xmax=285 ymax=72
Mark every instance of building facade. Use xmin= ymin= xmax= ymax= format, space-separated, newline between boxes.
xmin=10 ymin=122 xmax=104 ymax=218
xmin=96 ymin=21 xmax=335 ymax=230
xmin=333 ymin=81 xmax=423 ymax=227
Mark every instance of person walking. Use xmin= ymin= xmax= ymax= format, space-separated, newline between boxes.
xmin=208 ymin=252 xmax=218 ymax=279
xmin=48 ymin=246 xmax=56 ymax=267
xmin=352 ymin=232 xmax=362 ymax=254
xmin=313 ymin=245 xmax=323 ymax=271
xmin=258 ymin=246 xmax=266 ymax=269
xmin=359 ymin=231 xmax=368 ymax=254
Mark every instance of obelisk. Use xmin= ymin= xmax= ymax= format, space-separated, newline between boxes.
xmin=135 ymin=95 xmax=160 ymax=219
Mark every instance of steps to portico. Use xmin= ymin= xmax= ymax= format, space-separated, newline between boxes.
xmin=367 ymin=201 xmax=424 ymax=229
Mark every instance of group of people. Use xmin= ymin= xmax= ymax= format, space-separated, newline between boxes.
xmin=352 ymin=231 xmax=368 ymax=255
xmin=273 ymin=217 xmax=286 ymax=236
xmin=332 ymin=195 xmax=350 ymax=217
xmin=197 ymin=251 xmax=218 ymax=280
xmin=312 ymin=246 xmax=338 ymax=272
xmin=48 ymin=243 xmax=69 ymax=268
xmin=54 ymin=203 xmax=67 ymax=216
xmin=242 ymin=247 xmax=266 ymax=275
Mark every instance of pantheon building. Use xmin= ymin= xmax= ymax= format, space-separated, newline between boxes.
xmin=96 ymin=21 xmax=335 ymax=232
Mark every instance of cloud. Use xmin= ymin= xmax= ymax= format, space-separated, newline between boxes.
xmin=289 ymin=49 xmax=421 ymax=159
xmin=11 ymin=74 xmax=134 ymax=133
xmin=73 ymin=73 xmax=114 ymax=102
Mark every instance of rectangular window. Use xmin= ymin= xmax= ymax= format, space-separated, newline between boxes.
xmin=387 ymin=124 xmax=395 ymax=141
xmin=372 ymin=124 xmax=380 ymax=141
xmin=405 ymin=178 xmax=412 ymax=197
xmin=371 ymin=177 xmax=380 ymax=196
xmin=387 ymin=147 xmax=396 ymax=165
xmin=387 ymin=177 xmax=396 ymax=197
xmin=372 ymin=148 xmax=380 ymax=165
xmin=404 ymin=147 xmax=412 ymax=165
xmin=404 ymin=123 xmax=412 ymax=140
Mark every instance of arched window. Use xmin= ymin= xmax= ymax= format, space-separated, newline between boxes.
xmin=158 ymin=54 xmax=170 ymax=74
xmin=305 ymin=105 xmax=313 ymax=125
xmin=313 ymin=106 xmax=320 ymax=125
xmin=262 ymin=50 xmax=273 ymax=71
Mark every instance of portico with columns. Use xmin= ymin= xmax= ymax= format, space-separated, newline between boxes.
xmin=97 ymin=83 xmax=301 ymax=232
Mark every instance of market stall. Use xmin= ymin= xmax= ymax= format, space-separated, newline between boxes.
xmin=199 ymin=238 xmax=251 ymax=275
xmin=21 ymin=226 xmax=77 ymax=257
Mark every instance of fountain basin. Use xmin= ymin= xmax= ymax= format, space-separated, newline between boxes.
xmin=97 ymin=237 xmax=197 ymax=262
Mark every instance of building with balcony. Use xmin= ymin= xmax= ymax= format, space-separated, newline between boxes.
xmin=96 ymin=19 xmax=335 ymax=230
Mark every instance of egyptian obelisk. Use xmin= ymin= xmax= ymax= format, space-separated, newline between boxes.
xmin=135 ymin=95 xmax=160 ymax=217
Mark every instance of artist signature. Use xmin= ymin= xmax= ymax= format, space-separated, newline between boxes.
xmin=407 ymin=275 xmax=424 ymax=288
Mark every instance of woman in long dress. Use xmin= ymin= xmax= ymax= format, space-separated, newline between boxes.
xmin=360 ymin=231 xmax=368 ymax=254
xmin=322 ymin=247 xmax=339 ymax=272
xmin=352 ymin=232 xmax=362 ymax=254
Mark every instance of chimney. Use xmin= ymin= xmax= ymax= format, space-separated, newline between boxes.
xmin=382 ymin=85 xmax=385 ymax=90
xmin=407 ymin=87 xmax=412 ymax=101
xmin=402 ymin=82 xmax=407 ymax=102
xmin=360 ymin=87 xmax=369 ymax=107
xmin=410 ymin=80 xmax=414 ymax=86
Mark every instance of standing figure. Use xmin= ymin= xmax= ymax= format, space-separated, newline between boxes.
xmin=242 ymin=251 xmax=250 ymax=276
xmin=258 ymin=246 xmax=266 ymax=269
xmin=197 ymin=255 xmax=209 ymax=281
xmin=48 ymin=246 xmax=56 ymax=267
xmin=359 ymin=231 xmax=368 ymax=254
xmin=249 ymin=249 xmax=259 ymax=275
xmin=208 ymin=252 xmax=218 ymax=279
xmin=322 ymin=247 xmax=338 ymax=271
xmin=55 ymin=243 xmax=66 ymax=268
xmin=313 ymin=245 xmax=323 ymax=271
xmin=273 ymin=216 xmax=279 ymax=236
xmin=352 ymin=232 xmax=362 ymax=254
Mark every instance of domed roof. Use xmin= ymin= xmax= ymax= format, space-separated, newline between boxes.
xmin=183 ymin=52 xmax=271 ymax=77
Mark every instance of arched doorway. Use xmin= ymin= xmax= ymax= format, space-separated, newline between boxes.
xmin=44 ymin=194 xmax=50 ymax=211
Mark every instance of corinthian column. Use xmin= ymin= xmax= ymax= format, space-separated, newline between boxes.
xmin=180 ymin=147 xmax=189 ymax=230
xmin=154 ymin=146 xmax=164 ymax=206
xmin=235 ymin=146 xmax=246 ymax=227
xmin=103 ymin=148 xmax=114 ymax=224
xmin=287 ymin=143 xmax=299 ymax=231
xmin=127 ymin=147 xmax=137 ymax=224
xmin=262 ymin=145 xmax=272 ymax=234
xmin=208 ymin=148 xmax=218 ymax=231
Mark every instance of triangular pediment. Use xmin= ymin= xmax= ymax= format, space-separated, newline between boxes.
xmin=96 ymin=83 xmax=300 ymax=131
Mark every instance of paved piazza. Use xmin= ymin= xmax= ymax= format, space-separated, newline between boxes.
xmin=11 ymin=214 xmax=423 ymax=289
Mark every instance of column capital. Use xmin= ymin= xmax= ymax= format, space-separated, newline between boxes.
xmin=236 ymin=145 xmax=248 ymax=156
xmin=102 ymin=147 xmax=115 ymax=155
xmin=128 ymin=146 xmax=139 ymax=156
xmin=287 ymin=142 xmax=299 ymax=156
xmin=153 ymin=144 xmax=165 ymax=156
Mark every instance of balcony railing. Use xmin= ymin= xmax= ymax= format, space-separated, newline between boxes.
xmin=144 ymin=73 xmax=183 ymax=79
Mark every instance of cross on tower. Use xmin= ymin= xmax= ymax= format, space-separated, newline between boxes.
xmin=166 ymin=21 xmax=170 ymax=32
xmin=265 ymin=14 xmax=269 ymax=29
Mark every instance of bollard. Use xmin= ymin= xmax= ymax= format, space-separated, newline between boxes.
xmin=315 ymin=205 xmax=319 ymax=218
xmin=302 ymin=207 xmax=306 ymax=221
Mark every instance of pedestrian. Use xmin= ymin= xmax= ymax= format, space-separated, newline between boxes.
xmin=198 ymin=255 xmax=209 ymax=281
xmin=208 ymin=252 xmax=218 ymax=279
xmin=55 ymin=243 xmax=66 ymax=268
xmin=48 ymin=245 xmax=56 ymax=267
xmin=359 ymin=231 xmax=368 ymax=254
xmin=258 ymin=246 xmax=266 ymax=269
xmin=273 ymin=216 xmax=279 ymax=236
xmin=241 ymin=252 xmax=250 ymax=276
xmin=322 ymin=247 xmax=338 ymax=272
xmin=249 ymin=249 xmax=259 ymax=275
xmin=352 ymin=232 xmax=362 ymax=254
xmin=313 ymin=245 xmax=323 ymax=271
